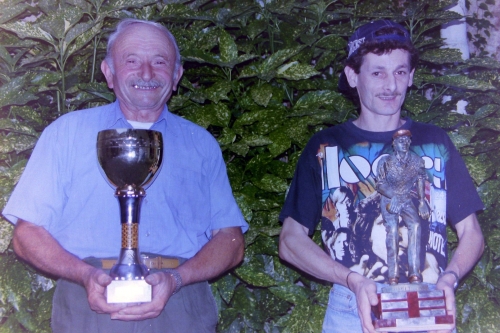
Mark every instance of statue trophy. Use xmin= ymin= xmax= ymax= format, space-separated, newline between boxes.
xmin=97 ymin=129 xmax=163 ymax=304
xmin=372 ymin=130 xmax=454 ymax=332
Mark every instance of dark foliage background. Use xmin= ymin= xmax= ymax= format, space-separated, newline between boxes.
xmin=0 ymin=0 xmax=499 ymax=332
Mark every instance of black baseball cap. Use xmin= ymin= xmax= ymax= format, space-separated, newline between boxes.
xmin=346 ymin=20 xmax=411 ymax=60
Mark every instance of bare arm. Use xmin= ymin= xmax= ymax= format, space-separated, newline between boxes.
xmin=112 ymin=226 xmax=245 ymax=320
xmin=430 ymin=213 xmax=484 ymax=333
xmin=12 ymin=220 xmax=125 ymax=314
xmin=279 ymin=217 xmax=379 ymax=333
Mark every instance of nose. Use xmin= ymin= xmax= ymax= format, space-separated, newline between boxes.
xmin=383 ymin=73 xmax=397 ymax=92
xmin=140 ymin=63 xmax=153 ymax=81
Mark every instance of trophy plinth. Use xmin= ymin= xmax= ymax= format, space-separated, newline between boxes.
xmin=97 ymin=129 xmax=163 ymax=304
xmin=373 ymin=284 xmax=454 ymax=332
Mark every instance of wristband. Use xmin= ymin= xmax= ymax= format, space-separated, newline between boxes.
xmin=165 ymin=268 xmax=183 ymax=294
xmin=439 ymin=270 xmax=459 ymax=289
xmin=346 ymin=271 xmax=356 ymax=291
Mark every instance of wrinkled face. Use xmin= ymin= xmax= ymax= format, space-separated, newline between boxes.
xmin=393 ymin=135 xmax=411 ymax=153
xmin=346 ymin=49 xmax=414 ymax=118
xmin=102 ymin=23 xmax=183 ymax=115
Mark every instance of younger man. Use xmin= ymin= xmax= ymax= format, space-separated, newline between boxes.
xmin=279 ymin=20 xmax=484 ymax=333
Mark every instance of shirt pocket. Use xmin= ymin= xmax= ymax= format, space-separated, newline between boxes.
xmin=166 ymin=166 xmax=211 ymax=234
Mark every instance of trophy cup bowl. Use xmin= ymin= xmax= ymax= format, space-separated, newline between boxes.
xmin=97 ymin=129 xmax=163 ymax=303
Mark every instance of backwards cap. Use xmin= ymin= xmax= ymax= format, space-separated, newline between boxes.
xmin=347 ymin=20 xmax=411 ymax=60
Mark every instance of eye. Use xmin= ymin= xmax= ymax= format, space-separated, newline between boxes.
xmin=396 ymin=70 xmax=407 ymax=75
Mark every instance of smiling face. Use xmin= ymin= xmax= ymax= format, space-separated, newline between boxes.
xmin=345 ymin=49 xmax=414 ymax=123
xmin=101 ymin=23 xmax=183 ymax=121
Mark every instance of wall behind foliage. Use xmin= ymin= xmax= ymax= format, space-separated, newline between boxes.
xmin=0 ymin=0 xmax=499 ymax=332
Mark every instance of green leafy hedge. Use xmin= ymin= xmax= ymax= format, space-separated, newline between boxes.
xmin=0 ymin=0 xmax=499 ymax=332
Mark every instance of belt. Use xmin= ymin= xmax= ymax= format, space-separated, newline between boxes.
xmin=100 ymin=256 xmax=180 ymax=270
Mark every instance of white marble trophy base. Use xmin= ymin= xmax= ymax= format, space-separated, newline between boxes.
xmin=106 ymin=279 xmax=152 ymax=303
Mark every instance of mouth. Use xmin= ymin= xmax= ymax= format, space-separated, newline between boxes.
xmin=378 ymin=94 xmax=401 ymax=100
xmin=131 ymin=80 xmax=163 ymax=90
xmin=133 ymin=84 xmax=160 ymax=90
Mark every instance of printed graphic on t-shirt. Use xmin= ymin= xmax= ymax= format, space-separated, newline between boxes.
xmin=318 ymin=141 xmax=448 ymax=284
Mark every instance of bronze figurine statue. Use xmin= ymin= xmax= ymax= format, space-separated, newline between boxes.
xmin=376 ymin=129 xmax=430 ymax=285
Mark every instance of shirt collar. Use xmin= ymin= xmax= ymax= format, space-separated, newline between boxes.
xmin=104 ymin=100 xmax=169 ymax=129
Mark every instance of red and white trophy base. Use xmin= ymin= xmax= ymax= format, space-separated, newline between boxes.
xmin=372 ymin=284 xmax=454 ymax=332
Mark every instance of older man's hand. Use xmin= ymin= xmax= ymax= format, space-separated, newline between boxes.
xmin=83 ymin=267 xmax=128 ymax=315
xmin=109 ymin=271 xmax=176 ymax=321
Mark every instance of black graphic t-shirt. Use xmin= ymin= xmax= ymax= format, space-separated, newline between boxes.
xmin=280 ymin=118 xmax=483 ymax=284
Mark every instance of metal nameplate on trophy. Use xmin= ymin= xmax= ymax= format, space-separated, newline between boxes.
xmin=97 ymin=129 xmax=163 ymax=303
xmin=373 ymin=130 xmax=454 ymax=331
xmin=372 ymin=284 xmax=454 ymax=332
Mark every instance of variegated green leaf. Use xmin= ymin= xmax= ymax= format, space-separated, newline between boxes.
xmin=269 ymin=282 xmax=309 ymax=304
xmin=473 ymin=104 xmax=498 ymax=120
xmin=427 ymin=75 xmax=496 ymax=91
xmin=261 ymin=46 xmax=304 ymax=72
xmin=0 ymin=77 xmax=38 ymax=108
xmin=276 ymin=62 xmax=320 ymax=80
xmin=0 ymin=21 xmax=56 ymax=46
xmin=218 ymin=29 xmax=237 ymax=63
xmin=0 ymin=219 xmax=13 ymax=253
xmin=30 ymin=71 xmax=62 ymax=86
xmin=253 ymin=174 xmax=288 ymax=192
xmin=242 ymin=134 xmax=273 ymax=147
xmin=294 ymin=90 xmax=343 ymax=110
xmin=41 ymin=8 xmax=84 ymax=40
xmin=420 ymin=48 xmax=464 ymax=64
xmin=268 ymin=130 xmax=291 ymax=157
xmin=250 ymin=84 xmax=273 ymax=107
xmin=315 ymin=34 xmax=346 ymax=50
xmin=66 ymin=22 xmax=103 ymax=57
xmin=228 ymin=142 xmax=249 ymax=156
xmin=463 ymin=154 xmax=495 ymax=186
xmin=0 ymin=133 xmax=38 ymax=154
xmin=217 ymin=127 xmax=237 ymax=146
xmin=235 ymin=263 xmax=276 ymax=287
xmin=0 ymin=1 xmax=30 ymax=25
xmin=204 ymin=81 xmax=232 ymax=103
xmin=404 ymin=93 xmax=432 ymax=114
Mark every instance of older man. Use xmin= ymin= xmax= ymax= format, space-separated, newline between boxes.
xmin=279 ymin=20 xmax=484 ymax=333
xmin=3 ymin=19 xmax=247 ymax=333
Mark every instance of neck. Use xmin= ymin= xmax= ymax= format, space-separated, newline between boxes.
xmin=353 ymin=113 xmax=405 ymax=132
xmin=122 ymin=107 xmax=163 ymax=123
xmin=396 ymin=151 xmax=408 ymax=161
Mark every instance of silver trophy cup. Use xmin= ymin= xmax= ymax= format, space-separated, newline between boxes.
xmin=97 ymin=129 xmax=163 ymax=303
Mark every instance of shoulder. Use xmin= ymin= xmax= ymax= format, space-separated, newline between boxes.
xmin=408 ymin=120 xmax=448 ymax=139
xmin=167 ymin=112 xmax=217 ymax=142
xmin=47 ymin=104 xmax=112 ymax=129
xmin=306 ymin=122 xmax=350 ymax=147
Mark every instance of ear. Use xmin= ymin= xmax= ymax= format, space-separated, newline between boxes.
xmin=101 ymin=60 xmax=114 ymax=89
xmin=344 ymin=66 xmax=358 ymax=88
xmin=408 ymin=68 xmax=415 ymax=87
xmin=172 ymin=66 xmax=184 ymax=91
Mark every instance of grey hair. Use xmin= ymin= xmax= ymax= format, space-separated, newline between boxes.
xmin=104 ymin=19 xmax=182 ymax=80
